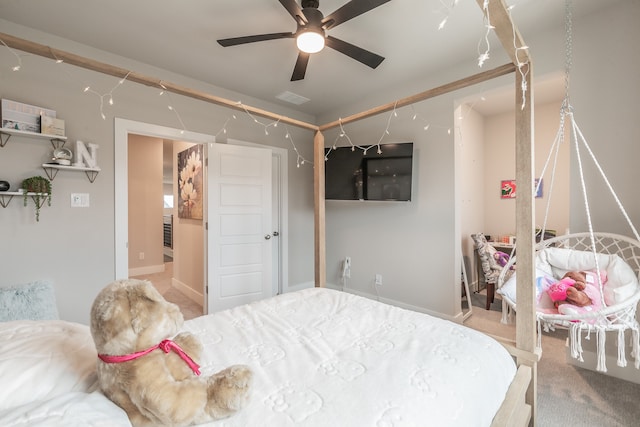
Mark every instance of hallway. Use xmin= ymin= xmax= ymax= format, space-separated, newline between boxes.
xmin=132 ymin=262 xmax=203 ymax=320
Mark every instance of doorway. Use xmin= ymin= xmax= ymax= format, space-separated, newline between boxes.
xmin=454 ymin=73 xmax=569 ymax=317
xmin=114 ymin=118 xmax=288 ymax=313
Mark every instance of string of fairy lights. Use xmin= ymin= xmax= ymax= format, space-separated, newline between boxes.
xmin=0 ymin=38 xmax=24 ymax=71
xmin=83 ymin=72 xmax=131 ymax=121
xmin=1 ymin=0 xmax=530 ymax=167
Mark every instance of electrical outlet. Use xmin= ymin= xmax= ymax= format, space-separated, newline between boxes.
xmin=375 ymin=274 xmax=382 ymax=286
xmin=342 ymin=257 xmax=352 ymax=279
xmin=139 ymin=252 xmax=145 ymax=260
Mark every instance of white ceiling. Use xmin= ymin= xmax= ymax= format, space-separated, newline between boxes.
xmin=0 ymin=0 xmax=616 ymax=118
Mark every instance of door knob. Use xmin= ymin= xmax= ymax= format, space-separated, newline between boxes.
xmin=265 ymin=234 xmax=271 ymax=240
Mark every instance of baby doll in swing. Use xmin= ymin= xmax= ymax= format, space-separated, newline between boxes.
xmin=547 ymin=270 xmax=604 ymax=315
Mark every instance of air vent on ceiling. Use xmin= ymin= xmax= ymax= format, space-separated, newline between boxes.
xmin=276 ymin=91 xmax=310 ymax=105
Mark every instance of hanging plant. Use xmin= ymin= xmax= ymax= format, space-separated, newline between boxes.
xmin=21 ymin=176 xmax=52 ymax=221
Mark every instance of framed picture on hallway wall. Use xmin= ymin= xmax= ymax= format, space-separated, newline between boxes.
xmin=500 ymin=178 xmax=543 ymax=199
xmin=177 ymin=144 xmax=203 ymax=220
xmin=500 ymin=179 xmax=516 ymax=199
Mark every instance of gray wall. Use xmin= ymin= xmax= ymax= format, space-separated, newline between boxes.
xmin=566 ymin=2 xmax=640 ymax=235
xmin=318 ymin=1 xmax=640 ymax=319
xmin=1 ymin=1 xmax=639 ymax=324
xmin=0 ymin=20 xmax=315 ymax=324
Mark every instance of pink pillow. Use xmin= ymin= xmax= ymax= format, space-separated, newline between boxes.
xmin=547 ymin=277 xmax=576 ymax=303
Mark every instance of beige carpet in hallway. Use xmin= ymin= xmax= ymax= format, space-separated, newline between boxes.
xmin=132 ymin=262 xmax=203 ymax=320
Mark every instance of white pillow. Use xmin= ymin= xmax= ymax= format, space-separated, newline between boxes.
xmin=0 ymin=320 xmax=99 ymax=411
xmin=497 ymin=268 xmax=555 ymax=311
xmin=0 ymin=391 xmax=131 ymax=427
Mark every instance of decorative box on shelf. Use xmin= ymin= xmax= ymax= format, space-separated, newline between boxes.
xmin=1 ymin=98 xmax=56 ymax=134
xmin=41 ymin=116 xmax=65 ymax=137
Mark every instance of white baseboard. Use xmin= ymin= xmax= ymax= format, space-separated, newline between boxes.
xmin=322 ymin=281 xmax=457 ymax=322
xmin=282 ymin=281 xmax=457 ymax=323
xmin=284 ymin=281 xmax=315 ymax=293
xmin=129 ymin=264 xmax=164 ymax=277
xmin=171 ymin=277 xmax=203 ymax=305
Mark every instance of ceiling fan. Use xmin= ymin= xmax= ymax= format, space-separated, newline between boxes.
xmin=217 ymin=0 xmax=392 ymax=81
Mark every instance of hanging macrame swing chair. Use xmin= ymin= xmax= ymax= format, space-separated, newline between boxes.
xmin=496 ymin=0 xmax=640 ymax=373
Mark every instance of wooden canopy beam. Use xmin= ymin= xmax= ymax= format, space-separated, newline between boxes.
xmin=319 ymin=62 xmax=516 ymax=131
xmin=476 ymin=0 xmax=531 ymax=66
xmin=0 ymin=31 xmax=319 ymax=132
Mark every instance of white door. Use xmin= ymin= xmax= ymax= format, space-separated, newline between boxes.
xmin=207 ymin=142 xmax=272 ymax=313
xmin=271 ymin=154 xmax=282 ymax=295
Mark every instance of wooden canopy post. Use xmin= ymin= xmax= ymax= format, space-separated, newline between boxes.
xmin=515 ymin=62 xmax=537 ymax=424
xmin=477 ymin=0 xmax=537 ymax=424
xmin=313 ymin=130 xmax=326 ymax=287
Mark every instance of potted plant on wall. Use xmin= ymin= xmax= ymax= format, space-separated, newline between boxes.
xmin=21 ymin=176 xmax=52 ymax=221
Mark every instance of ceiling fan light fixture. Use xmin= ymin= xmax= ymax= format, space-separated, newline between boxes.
xmin=296 ymin=28 xmax=325 ymax=53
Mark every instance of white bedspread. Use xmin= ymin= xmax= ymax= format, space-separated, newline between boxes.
xmin=187 ymin=288 xmax=516 ymax=426
xmin=0 ymin=288 xmax=516 ymax=427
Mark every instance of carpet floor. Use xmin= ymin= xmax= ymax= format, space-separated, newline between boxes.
xmin=464 ymin=291 xmax=640 ymax=427
xmin=131 ymin=262 xmax=203 ymax=320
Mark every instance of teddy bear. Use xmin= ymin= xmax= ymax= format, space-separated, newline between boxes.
xmin=547 ymin=271 xmax=600 ymax=311
xmin=90 ymin=278 xmax=253 ymax=427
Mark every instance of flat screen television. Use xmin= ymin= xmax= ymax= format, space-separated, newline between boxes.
xmin=324 ymin=142 xmax=413 ymax=201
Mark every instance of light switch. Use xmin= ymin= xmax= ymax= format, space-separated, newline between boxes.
xmin=71 ymin=193 xmax=90 ymax=207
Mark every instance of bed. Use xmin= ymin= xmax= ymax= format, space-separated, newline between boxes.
xmin=0 ymin=288 xmax=529 ymax=426
xmin=0 ymin=1 xmax=538 ymax=423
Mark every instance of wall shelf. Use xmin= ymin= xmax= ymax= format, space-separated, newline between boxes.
xmin=0 ymin=191 xmax=49 ymax=208
xmin=42 ymin=163 xmax=100 ymax=183
xmin=0 ymin=128 xmax=67 ymax=148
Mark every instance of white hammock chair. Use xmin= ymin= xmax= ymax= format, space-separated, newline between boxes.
xmin=496 ymin=0 xmax=640 ymax=373
xmin=498 ymin=232 xmax=640 ymax=372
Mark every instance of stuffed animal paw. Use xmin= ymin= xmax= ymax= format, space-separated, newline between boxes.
xmin=206 ymin=365 xmax=253 ymax=419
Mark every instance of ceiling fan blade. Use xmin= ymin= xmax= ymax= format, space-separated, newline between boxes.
xmin=291 ymin=52 xmax=311 ymax=81
xmin=217 ymin=32 xmax=294 ymax=47
xmin=322 ymin=0 xmax=392 ymax=30
xmin=325 ymin=35 xmax=384 ymax=69
xmin=278 ymin=0 xmax=308 ymax=25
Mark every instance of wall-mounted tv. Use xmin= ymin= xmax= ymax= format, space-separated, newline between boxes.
xmin=324 ymin=142 xmax=413 ymax=201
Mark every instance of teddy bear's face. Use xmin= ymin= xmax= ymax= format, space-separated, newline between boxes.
xmin=90 ymin=279 xmax=184 ymax=355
